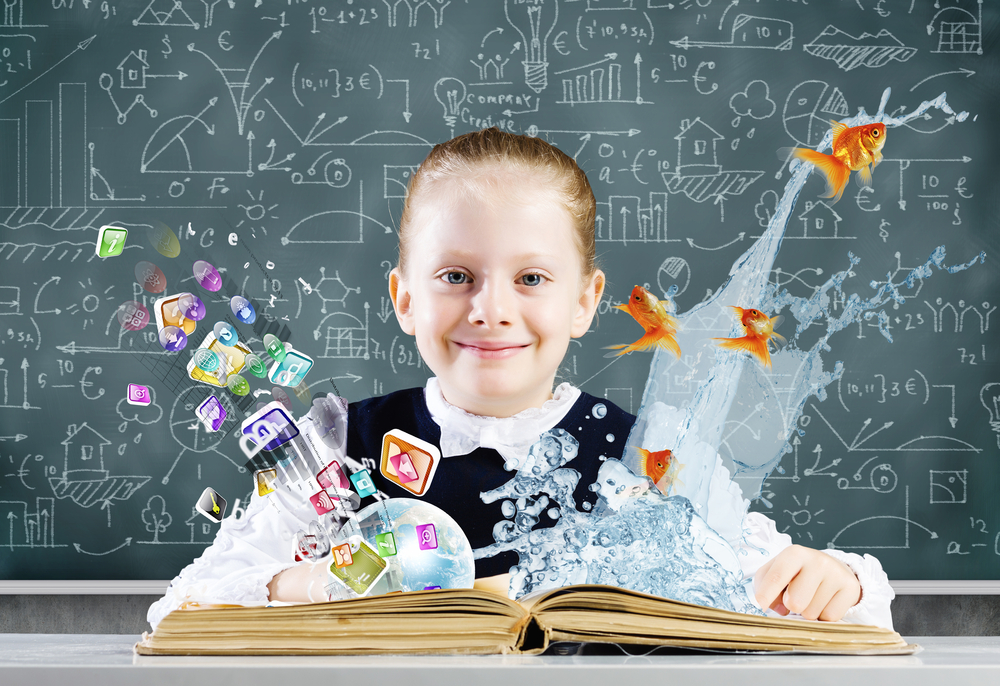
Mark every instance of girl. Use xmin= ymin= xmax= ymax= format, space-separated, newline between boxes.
xmin=148 ymin=129 xmax=893 ymax=630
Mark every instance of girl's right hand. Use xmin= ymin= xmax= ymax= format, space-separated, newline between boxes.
xmin=267 ymin=561 xmax=329 ymax=603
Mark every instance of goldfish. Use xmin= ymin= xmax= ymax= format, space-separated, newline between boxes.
xmin=637 ymin=447 xmax=683 ymax=493
xmin=713 ymin=307 xmax=787 ymax=370
xmin=605 ymin=285 xmax=681 ymax=358
xmin=781 ymin=121 xmax=886 ymax=204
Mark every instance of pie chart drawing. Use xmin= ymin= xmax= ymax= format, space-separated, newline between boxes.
xmin=782 ymin=80 xmax=850 ymax=147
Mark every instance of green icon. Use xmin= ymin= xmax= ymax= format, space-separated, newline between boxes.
xmin=244 ymin=353 xmax=268 ymax=378
xmin=375 ymin=532 xmax=397 ymax=557
xmin=328 ymin=540 xmax=387 ymax=596
xmin=96 ymin=226 xmax=128 ymax=257
xmin=263 ymin=333 xmax=286 ymax=363
xmin=227 ymin=373 xmax=250 ymax=396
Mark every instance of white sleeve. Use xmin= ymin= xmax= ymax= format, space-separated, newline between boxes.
xmin=705 ymin=458 xmax=895 ymax=631
xmin=146 ymin=483 xmax=318 ymax=630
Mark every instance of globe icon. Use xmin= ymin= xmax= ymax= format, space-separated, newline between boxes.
xmin=341 ymin=498 xmax=475 ymax=597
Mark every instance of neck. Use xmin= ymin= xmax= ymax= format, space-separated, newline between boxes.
xmin=435 ymin=381 xmax=556 ymax=419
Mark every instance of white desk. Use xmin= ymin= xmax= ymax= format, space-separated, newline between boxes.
xmin=1 ymin=635 xmax=999 ymax=686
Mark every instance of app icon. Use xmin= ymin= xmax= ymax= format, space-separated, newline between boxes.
xmin=293 ymin=533 xmax=322 ymax=562
xmin=268 ymin=349 xmax=314 ymax=388
xmin=196 ymin=395 xmax=227 ymax=432
xmin=213 ymin=321 xmax=238 ymax=346
xmin=423 ymin=586 xmax=442 ymax=590
xmin=187 ymin=334 xmax=252 ymax=388
xmin=244 ymin=353 xmax=267 ymax=378
xmin=230 ymin=295 xmax=256 ymax=324
xmin=416 ymin=523 xmax=438 ymax=550
xmin=328 ymin=539 xmax=387 ymax=596
xmin=317 ymin=459 xmax=349 ymax=491
xmin=254 ymin=468 xmax=277 ymax=496
xmin=126 ymin=383 xmax=151 ymax=406
xmin=96 ymin=225 xmax=128 ymax=257
xmin=195 ymin=487 xmax=227 ymax=523
xmin=177 ymin=292 xmax=206 ymax=321
xmin=116 ymin=301 xmax=150 ymax=331
xmin=134 ymin=260 xmax=166 ymax=294
xmin=240 ymin=402 xmax=299 ymax=452
xmin=147 ymin=222 xmax=180 ymax=258
xmin=158 ymin=325 xmax=187 ymax=352
xmin=375 ymin=532 xmax=397 ymax=557
xmin=380 ymin=429 xmax=440 ymax=497
xmin=193 ymin=260 xmax=222 ymax=292
xmin=349 ymin=469 xmax=377 ymax=498
xmin=263 ymin=333 xmax=286 ymax=362
xmin=332 ymin=543 xmax=353 ymax=568
xmin=153 ymin=294 xmax=198 ymax=336
xmin=227 ymin=373 xmax=250 ymax=396
xmin=309 ymin=489 xmax=338 ymax=515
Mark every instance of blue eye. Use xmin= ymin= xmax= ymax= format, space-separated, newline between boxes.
xmin=445 ymin=272 xmax=467 ymax=285
xmin=520 ymin=274 xmax=543 ymax=287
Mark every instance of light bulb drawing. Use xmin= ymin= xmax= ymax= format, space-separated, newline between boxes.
xmin=980 ymin=383 xmax=1000 ymax=449
xmin=504 ymin=0 xmax=559 ymax=94
xmin=433 ymin=77 xmax=467 ymax=138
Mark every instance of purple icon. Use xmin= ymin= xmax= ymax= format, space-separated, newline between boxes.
xmin=134 ymin=261 xmax=166 ymax=294
xmin=416 ymin=523 xmax=438 ymax=550
xmin=193 ymin=260 xmax=222 ymax=292
xmin=126 ymin=383 xmax=151 ymax=406
xmin=116 ymin=301 xmax=149 ymax=331
xmin=196 ymin=395 xmax=227 ymax=432
xmin=177 ymin=292 xmax=206 ymax=321
xmin=230 ymin=296 xmax=256 ymax=324
xmin=213 ymin=321 xmax=237 ymax=346
xmin=159 ymin=325 xmax=187 ymax=352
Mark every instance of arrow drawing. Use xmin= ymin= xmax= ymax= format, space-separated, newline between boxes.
xmin=73 ymin=538 xmax=133 ymax=556
xmin=0 ymin=35 xmax=95 ymax=106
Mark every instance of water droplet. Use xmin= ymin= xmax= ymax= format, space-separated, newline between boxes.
xmin=582 ymin=501 xmax=592 ymax=511
xmin=501 ymin=500 xmax=516 ymax=518
xmin=592 ymin=403 xmax=607 ymax=419
xmin=605 ymin=433 xmax=615 ymax=442
xmin=547 ymin=508 xmax=560 ymax=519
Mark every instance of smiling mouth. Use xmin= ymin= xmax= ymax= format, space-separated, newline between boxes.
xmin=455 ymin=342 xmax=529 ymax=359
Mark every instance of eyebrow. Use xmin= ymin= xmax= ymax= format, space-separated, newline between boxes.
xmin=434 ymin=249 xmax=560 ymax=263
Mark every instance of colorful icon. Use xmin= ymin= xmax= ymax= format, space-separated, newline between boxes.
xmin=148 ymin=222 xmax=181 ymax=258
xmin=195 ymin=487 xmax=227 ymax=523
xmin=416 ymin=523 xmax=438 ymax=550
xmin=292 ymin=533 xmax=322 ymax=562
xmin=244 ymin=353 xmax=267 ymax=378
xmin=193 ymin=260 xmax=221 ymax=292
xmin=333 ymin=543 xmax=354 ymax=568
xmin=187 ymin=334 xmax=252 ymax=388
xmin=196 ymin=395 xmax=227 ymax=432
xmin=317 ymin=459 xmax=350 ymax=491
xmin=96 ymin=225 xmax=128 ymax=257
xmin=227 ymin=374 xmax=250 ymax=396
xmin=268 ymin=349 xmax=314 ymax=387
xmin=126 ymin=383 xmax=151 ymax=406
xmin=212 ymin=321 xmax=237 ymax=346
xmin=116 ymin=301 xmax=149 ymax=331
xmin=328 ymin=539 xmax=387 ymax=596
xmin=263 ymin=333 xmax=286 ymax=363
xmin=423 ymin=586 xmax=442 ymax=590
xmin=158 ymin=325 xmax=187 ymax=352
xmin=177 ymin=293 xmax=206 ymax=321
xmin=350 ymin=469 xmax=377 ymax=498
xmin=230 ymin=295 xmax=256 ymax=324
xmin=389 ymin=452 xmax=419 ymax=484
xmin=309 ymin=489 xmax=338 ymax=515
xmin=380 ymin=429 xmax=440 ymax=496
xmin=134 ymin=261 xmax=166 ymax=294
xmin=193 ymin=348 xmax=220 ymax=373
xmin=241 ymin=402 xmax=299 ymax=452
xmin=154 ymin=294 xmax=198 ymax=336
xmin=375 ymin=532 xmax=397 ymax=557
xmin=255 ymin=468 xmax=277 ymax=496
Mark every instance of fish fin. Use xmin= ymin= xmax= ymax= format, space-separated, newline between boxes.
xmin=873 ymin=149 xmax=884 ymax=167
xmin=609 ymin=328 xmax=681 ymax=358
xmin=768 ymin=332 xmax=788 ymax=354
xmin=613 ymin=303 xmax=630 ymax=313
xmin=777 ymin=146 xmax=799 ymax=161
xmin=770 ymin=314 xmax=784 ymax=329
xmin=830 ymin=120 xmax=849 ymax=148
xmin=713 ymin=335 xmax=772 ymax=370
xmin=856 ymin=163 xmax=873 ymax=189
xmin=729 ymin=305 xmax=745 ymax=318
xmin=793 ymin=148 xmax=850 ymax=204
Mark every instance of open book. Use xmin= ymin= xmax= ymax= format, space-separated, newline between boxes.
xmin=135 ymin=584 xmax=917 ymax=656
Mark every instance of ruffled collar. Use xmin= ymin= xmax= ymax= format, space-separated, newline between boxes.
xmin=424 ymin=377 xmax=581 ymax=470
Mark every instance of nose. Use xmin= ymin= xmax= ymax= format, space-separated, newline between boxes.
xmin=468 ymin=278 xmax=513 ymax=328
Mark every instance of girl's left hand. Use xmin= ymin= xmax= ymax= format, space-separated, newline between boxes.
xmin=753 ymin=544 xmax=862 ymax=621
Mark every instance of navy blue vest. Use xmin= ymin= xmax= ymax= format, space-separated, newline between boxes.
xmin=347 ymin=388 xmax=635 ymax=578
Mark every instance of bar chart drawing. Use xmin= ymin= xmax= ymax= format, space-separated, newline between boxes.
xmin=555 ymin=53 xmax=651 ymax=106
xmin=596 ymin=192 xmax=676 ymax=245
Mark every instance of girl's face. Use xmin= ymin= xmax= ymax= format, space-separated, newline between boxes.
xmin=389 ymin=179 xmax=604 ymax=418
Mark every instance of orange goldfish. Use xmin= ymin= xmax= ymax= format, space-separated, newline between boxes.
xmin=637 ymin=447 xmax=683 ymax=492
xmin=605 ymin=285 xmax=681 ymax=358
xmin=713 ymin=307 xmax=787 ymax=370
xmin=782 ymin=121 xmax=886 ymax=204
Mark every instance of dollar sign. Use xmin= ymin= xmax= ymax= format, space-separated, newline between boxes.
xmin=161 ymin=34 xmax=172 ymax=59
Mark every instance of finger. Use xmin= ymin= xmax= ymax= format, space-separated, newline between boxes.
xmin=781 ymin=562 xmax=825 ymax=616
xmin=754 ymin=554 xmax=802 ymax=612
xmin=818 ymin=586 xmax=859 ymax=623
xmin=800 ymin=577 xmax=839 ymax=620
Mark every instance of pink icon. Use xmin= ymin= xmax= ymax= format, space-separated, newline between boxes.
xmin=416 ymin=523 xmax=437 ymax=550
xmin=390 ymin=452 xmax=419 ymax=483
xmin=317 ymin=460 xmax=350 ymax=490
xmin=309 ymin=489 xmax=338 ymax=515
xmin=126 ymin=384 xmax=151 ymax=406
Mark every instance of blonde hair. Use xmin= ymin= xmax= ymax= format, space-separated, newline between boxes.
xmin=397 ymin=128 xmax=597 ymax=277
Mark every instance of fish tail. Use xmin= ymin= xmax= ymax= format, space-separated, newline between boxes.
xmin=713 ymin=334 xmax=772 ymax=369
xmin=791 ymin=148 xmax=850 ymax=205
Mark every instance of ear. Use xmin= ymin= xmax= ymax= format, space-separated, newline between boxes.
xmin=571 ymin=269 xmax=605 ymax=338
xmin=388 ymin=267 xmax=416 ymax=335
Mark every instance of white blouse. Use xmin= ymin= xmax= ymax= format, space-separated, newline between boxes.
xmin=147 ymin=381 xmax=896 ymax=631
